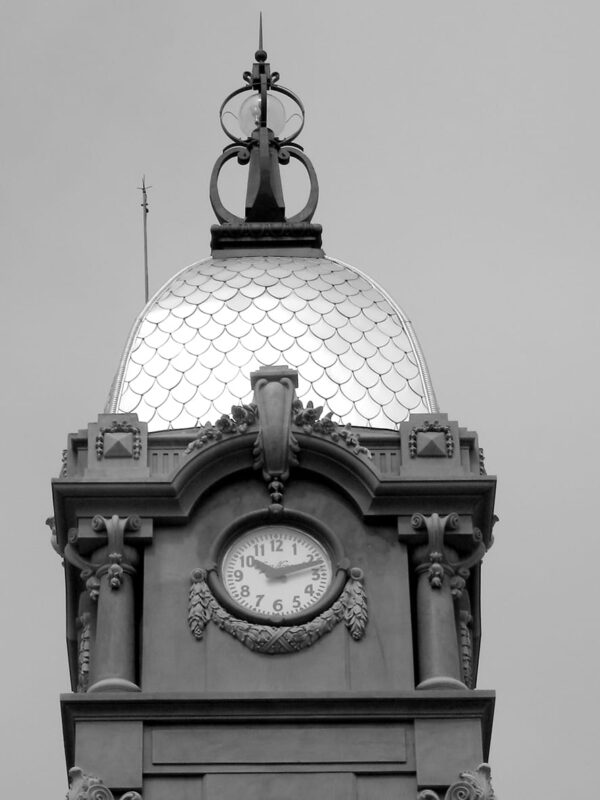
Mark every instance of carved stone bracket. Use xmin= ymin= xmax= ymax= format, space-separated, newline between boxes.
xmin=188 ymin=567 xmax=367 ymax=654
xmin=411 ymin=514 xmax=487 ymax=588
xmin=417 ymin=763 xmax=496 ymax=800
xmin=66 ymin=767 xmax=142 ymax=800
xmin=90 ymin=515 xmax=141 ymax=590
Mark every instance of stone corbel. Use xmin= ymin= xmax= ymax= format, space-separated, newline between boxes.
xmin=417 ymin=763 xmax=495 ymax=800
xmin=66 ymin=767 xmax=142 ymax=800
xmin=404 ymin=513 xmax=488 ymax=690
xmin=250 ymin=366 xmax=300 ymax=509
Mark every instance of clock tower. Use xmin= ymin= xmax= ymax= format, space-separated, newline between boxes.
xmin=52 ymin=39 xmax=498 ymax=800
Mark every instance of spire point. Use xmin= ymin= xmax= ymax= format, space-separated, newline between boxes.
xmin=255 ymin=13 xmax=267 ymax=62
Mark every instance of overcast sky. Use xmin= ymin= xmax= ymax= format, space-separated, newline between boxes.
xmin=2 ymin=2 xmax=599 ymax=797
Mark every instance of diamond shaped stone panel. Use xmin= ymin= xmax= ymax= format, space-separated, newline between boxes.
xmin=108 ymin=256 xmax=437 ymax=431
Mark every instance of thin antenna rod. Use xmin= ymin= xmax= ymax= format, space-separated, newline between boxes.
xmin=139 ymin=176 xmax=151 ymax=303
xmin=258 ymin=11 xmax=263 ymax=51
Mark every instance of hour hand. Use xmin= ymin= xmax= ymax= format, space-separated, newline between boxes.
xmin=251 ymin=558 xmax=278 ymax=578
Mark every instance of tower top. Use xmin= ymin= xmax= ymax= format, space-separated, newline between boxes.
xmin=209 ymin=28 xmax=322 ymax=256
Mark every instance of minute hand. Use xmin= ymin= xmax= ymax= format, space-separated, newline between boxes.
xmin=271 ymin=558 xmax=324 ymax=578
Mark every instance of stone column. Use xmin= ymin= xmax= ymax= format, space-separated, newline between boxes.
xmin=87 ymin=515 xmax=141 ymax=693
xmin=412 ymin=513 xmax=466 ymax=690
xmin=409 ymin=512 xmax=487 ymax=691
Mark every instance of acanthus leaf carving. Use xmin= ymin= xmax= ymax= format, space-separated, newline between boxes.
xmin=188 ymin=568 xmax=367 ymax=654
xmin=185 ymin=404 xmax=258 ymax=454
xmin=417 ymin=764 xmax=496 ymax=800
xmin=66 ymin=767 xmax=142 ymax=800
xmin=187 ymin=568 xmax=215 ymax=639
xmin=445 ymin=764 xmax=495 ymax=800
xmin=292 ymin=399 xmax=372 ymax=459
xmin=342 ymin=567 xmax=368 ymax=640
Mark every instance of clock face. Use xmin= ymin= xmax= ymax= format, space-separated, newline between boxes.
xmin=220 ymin=525 xmax=334 ymax=620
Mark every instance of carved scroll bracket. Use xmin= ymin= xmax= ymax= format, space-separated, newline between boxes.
xmin=66 ymin=767 xmax=142 ymax=800
xmin=417 ymin=763 xmax=496 ymax=800
xmin=410 ymin=513 xmax=487 ymax=589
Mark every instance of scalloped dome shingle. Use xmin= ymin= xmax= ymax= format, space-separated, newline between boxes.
xmin=107 ymin=255 xmax=437 ymax=431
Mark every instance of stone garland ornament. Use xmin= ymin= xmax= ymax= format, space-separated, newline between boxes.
xmin=184 ymin=392 xmax=370 ymax=510
xmin=76 ymin=611 xmax=93 ymax=693
xmin=184 ymin=400 xmax=371 ymax=460
xmin=61 ymin=448 xmax=69 ymax=478
xmin=292 ymin=399 xmax=372 ymax=458
xmin=66 ymin=767 xmax=141 ymax=800
xmin=185 ymin=404 xmax=258 ymax=454
xmin=416 ymin=763 xmax=496 ymax=800
xmin=188 ymin=567 xmax=367 ymax=654
xmin=478 ymin=447 xmax=486 ymax=475
xmin=95 ymin=420 xmax=142 ymax=460
xmin=459 ymin=610 xmax=474 ymax=690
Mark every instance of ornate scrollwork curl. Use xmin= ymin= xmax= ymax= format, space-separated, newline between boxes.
xmin=66 ymin=767 xmax=143 ymax=800
xmin=417 ymin=764 xmax=495 ymax=800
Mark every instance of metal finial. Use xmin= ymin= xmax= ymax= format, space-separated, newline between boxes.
xmin=256 ymin=12 xmax=267 ymax=62
xmin=138 ymin=176 xmax=152 ymax=303
xmin=209 ymin=37 xmax=322 ymax=255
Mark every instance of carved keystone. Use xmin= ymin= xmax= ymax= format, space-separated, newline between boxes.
xmin=251 ymin=366 xmax=300 ymax=506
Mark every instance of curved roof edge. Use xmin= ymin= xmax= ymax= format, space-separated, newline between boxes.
xmin=106 ymin=255 xmax=438 ymax=425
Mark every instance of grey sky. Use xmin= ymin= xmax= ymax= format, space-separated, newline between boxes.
xmin=2 ymin=1 xmax=598 ymax=796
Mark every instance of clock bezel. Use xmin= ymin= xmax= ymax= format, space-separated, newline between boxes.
xmin=207 ymin=509 xmax=348 ymax=626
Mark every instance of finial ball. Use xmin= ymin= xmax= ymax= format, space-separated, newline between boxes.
xmin=255 ymin=49 xmax=267 ymax=63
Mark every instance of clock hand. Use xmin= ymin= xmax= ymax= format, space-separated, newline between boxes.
xmin=270 ymin=558 xmax=324 ymax=578
xmin=251 ymin=558 xmax=279 ymax=579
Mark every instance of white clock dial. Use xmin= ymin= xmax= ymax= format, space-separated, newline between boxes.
xmin=220 ymin=526 xmax=333 ymax=620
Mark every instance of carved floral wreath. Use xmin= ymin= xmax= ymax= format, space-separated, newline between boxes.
xmin=188 ymin=567 xmax=367 ymax=654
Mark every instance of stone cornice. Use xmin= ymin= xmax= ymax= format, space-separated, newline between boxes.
xmin=52 ymin=425 xmax=496 ymax=551
xmin=61 ymin=690 xmax=495 ymax=769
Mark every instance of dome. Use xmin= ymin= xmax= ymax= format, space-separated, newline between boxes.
xmin=107 ymin=255 xmax=438 ymax=431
